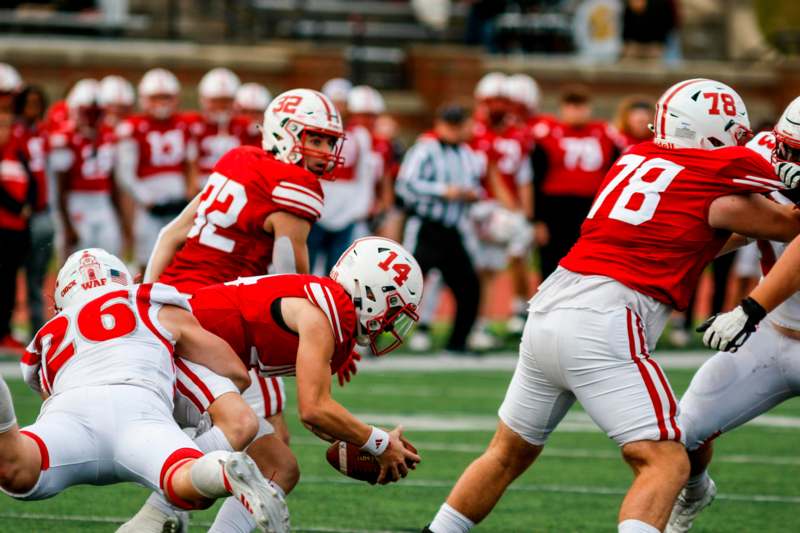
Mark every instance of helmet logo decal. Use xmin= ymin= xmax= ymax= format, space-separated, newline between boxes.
xmin=703 ymin=92 xmax=737 ymax=116
xmin=78 ymin=251 xmax=107 ymax=290
xmin=376 ymin=251 xmax=411 ymax=286
xmin=273 ymin=95 xmax=303 ymax=114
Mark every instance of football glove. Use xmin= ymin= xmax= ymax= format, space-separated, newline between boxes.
xmin=775 ymin=161 xmax=800 ymax=189
xmin=697 ymin=297 xmax=767 ymax=352
xmin=337 ymin=350 xmax=361 ymax=387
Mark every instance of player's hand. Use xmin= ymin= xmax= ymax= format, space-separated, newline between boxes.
xmin=697 ymin=297 xmax=767 ymax=352
xmin=337 ymin=350 xmax=361 ymax=387
xmin=775 ymin=161 xmax=800 ymax=189
xmin=375 ymin=426 xmax=421 ymax=485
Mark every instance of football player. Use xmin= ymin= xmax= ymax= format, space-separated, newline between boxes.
xmin=0 ymin=248 xmax=288 ymax=532
xmin=51 ymin=79 xmax=124 ymax=257
xmin=667 ymin=96 xmax=800 ymax=532
xmin=115 ymin=68 xmax=195 ymax=272
xmin=423 ymin=79 xmax=800 ymax=533
xmin=234 ymin=82 xmax=271 ymax=147
xmin=98 ymin=75 xmax=135 ymax=128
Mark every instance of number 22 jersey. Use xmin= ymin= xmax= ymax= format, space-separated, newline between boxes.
xmin=159 ymin=146 xmax=325 ymax=294
xmin=560 ymin=141 xmax=783 ymax=311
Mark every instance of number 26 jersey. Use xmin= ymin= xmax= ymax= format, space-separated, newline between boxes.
xmin=159 ymin=146 xmax=325 ymax=294
xmin=560 ymin=141 xmax=783 ymax=311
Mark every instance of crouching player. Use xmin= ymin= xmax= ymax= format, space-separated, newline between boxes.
xmin=130 ymin=237 xmax=424 ymax=533
xmin=0 ymin=249 xmax=288 ymax=532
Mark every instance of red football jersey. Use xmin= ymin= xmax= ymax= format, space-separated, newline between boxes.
xmin=0 ymin=124 xmax=48 ymax=230
xmin=560 ymin=141 xmax=784 ymax=310
xmin=49 ymin=125 xmax=116 ymax=193
xmin=471 ymin=122 xmax=531 ymax=203
xmin=237 ymin=115 xmax=262 ymax=148
xmin=159 ymin=146 xmax=324 ymax=294
xmin=189 ymin=115 xmax=250 ymax=179
xmin=116 ymin=112 xmax=193 ymax=180
xmin=533 ymin=118 xmax=620 ymax=197
xmin=190 ymin=274 xmax=357 ymax=376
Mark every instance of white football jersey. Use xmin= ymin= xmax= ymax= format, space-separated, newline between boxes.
xmin=22 ymin=283 xmax=190 ymax=402
xmin=746 ymin=131 xmax=800 ymax=330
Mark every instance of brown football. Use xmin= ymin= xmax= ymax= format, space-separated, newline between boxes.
xmin=325 ymin=438 xmax=418 ymax=485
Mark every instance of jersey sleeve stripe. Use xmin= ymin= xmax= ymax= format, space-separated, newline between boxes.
xmin=136 ymin=284 xmax=174 ymax=355
xmin=272 ymin=185 xmax=324 ymax=215
xmin=308 ymin=282 xmax=343 ymax=343
xmin=272 ymin=196 xmax=321 ymax=218
xmin=278 ymin=181 xmax=324 ymax=203
xmin=733 ymin=178 xmax=782 ymax=191
xmin=322 ymin=285 xmax=344 ymax=343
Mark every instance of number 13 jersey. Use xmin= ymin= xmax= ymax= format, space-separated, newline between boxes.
xmin=159 ymin=146 xmax=325 ymax=294
xmin=560 ymin=141 xmax=783 ymax=311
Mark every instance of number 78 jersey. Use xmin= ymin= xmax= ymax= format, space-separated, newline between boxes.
xmin=561 ymin=141 xmax=783 ymax=311
xmin=159 ymin=146 xmax=325 ymax=294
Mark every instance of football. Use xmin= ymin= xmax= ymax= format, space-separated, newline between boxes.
xmin=325 ymin=438 xmax=418 ymax=484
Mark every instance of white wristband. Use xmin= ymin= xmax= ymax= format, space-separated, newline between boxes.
xmin=360 ymin=426 xmax=390 ymax=456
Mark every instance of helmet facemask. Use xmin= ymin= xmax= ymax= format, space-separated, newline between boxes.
xmin=279 ymin=119 xmax=345 ymax=179
xmin=354 ymin=285 xmax=420 ymax=356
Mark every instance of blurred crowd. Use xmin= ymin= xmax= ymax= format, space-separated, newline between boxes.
xmin=0 ymin=62 xmax=763 ymax=354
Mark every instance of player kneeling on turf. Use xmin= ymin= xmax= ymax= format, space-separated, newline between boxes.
xmin=0 ymin=249 xmax=287 ymax=532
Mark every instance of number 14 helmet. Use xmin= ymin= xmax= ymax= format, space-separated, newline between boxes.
xmin=330 ymin=237 xmax=423 ymax=355
xmin=653 ymin=78 xmax=752 ymax=150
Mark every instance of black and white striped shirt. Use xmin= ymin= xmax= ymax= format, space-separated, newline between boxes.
xmin=395 ymin=135 xmax=482 ymax=227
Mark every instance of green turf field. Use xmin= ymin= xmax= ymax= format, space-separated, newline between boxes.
xmin=1 ymin=362 xmax=799 ymax=532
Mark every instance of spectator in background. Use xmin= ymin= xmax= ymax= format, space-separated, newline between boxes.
xmin=532 ymin=84 xmax=620 ymax=280
xmin=622 ymin=0 xmax=678 ymax=59
xmin=464 ymin=0 xmax=506 ymax=51
xmin=612 ymin=95 xmax=654 ymax=150
xmin=396 ymin=104 xmax=482 ymax=355
xmin=12 ymin=85 xmax=53 ymax=335
xmin=0 ymin=107 xmax=32 ymax=352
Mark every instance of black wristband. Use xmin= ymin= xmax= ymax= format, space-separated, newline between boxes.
xmin=741 ymin=297 xmax=767 ymax=323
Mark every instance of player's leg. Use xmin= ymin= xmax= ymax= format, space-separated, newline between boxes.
xmin=0 ymin=376 xmax=42 ymax=494
xmin=668 ymin=323 xmax=791 ymax=532
xmin=426 ymin=311 xmax=574 ymax=531
xmin=245 ymin=373 xmax=290 ymax=445
xmin=565 ymin=306 xmax=687 ymax=532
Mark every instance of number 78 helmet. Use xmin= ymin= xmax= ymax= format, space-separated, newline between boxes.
xmin=330 ymin=237 xmax=423 ymax=355
xmin=653 ymin=78 xmax=752 ymax=150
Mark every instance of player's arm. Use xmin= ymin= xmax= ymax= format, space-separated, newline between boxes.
xmin=114 ymin=136 xmax=147 ymax=206
xmin=143 ymin=194 xmax=201 ymax=282
xmin=158 ymin=304 xmax=250 ymax=392
xmin=263 ymin=211 xmax=311 ymax=274
xmin=487 ymin=161 xmax=517 ymax=211
xmin=708 ymin=193 xmax=800 ymax=243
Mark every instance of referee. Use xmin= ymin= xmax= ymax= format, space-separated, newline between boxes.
xmin=396 ymin=103 xmax=481 ymax=354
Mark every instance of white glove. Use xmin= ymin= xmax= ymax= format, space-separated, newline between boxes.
xmin=697 ymin=297 xmax=767 ymax=352
xmin=775 ymin=161 xmax=800 ymax=189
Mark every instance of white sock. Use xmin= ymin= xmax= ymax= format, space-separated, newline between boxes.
xmin=208 ymin=480 xmax=284 ymax=533
xmin=429 ymin=503 xmax=474 ymax=533
xmin=145 ymin=491 xmax=180 ymax=517
xmin=190 ymin=450 xmax=232 ymax=499
xmin=0 ymin=377 xmax=17 ymax=432
xmin=618 ymin=519 xmax=659 ymax=533
xmin=194 ymin=426 xmax=234 ymax=453
xmin=684 ymin=470 xmax=710 ymax=500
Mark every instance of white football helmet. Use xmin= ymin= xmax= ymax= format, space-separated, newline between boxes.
xmin=653 ymin=78 xmax=752 ymax=150
xmin=347 ymin=85 xmax=385 ymax=115
xmin=0 ymin=63 xmax=22 ymax=93
xmin=330 ymin=237 xmax=423 ymax=355
xmin=235 ymin=82 xmax=271 ymax=113
xmin=504 ymin=74 xmax=540 ymax=114
xmin=773 ymin=96 xmax=800 ymax=164
xmin=262 ymin=88 xmax=345 ymax=177
xmin=138 ymin=68 xmax=180 ymax=119
xmin=199 ymin=67 xmax=241 ymax=100
xmin=67 ymin=78 xmax=100 ymax=110
xmin=98 ymin=75 xmax=135 ymax=107
xmin=474 ymin=72 xmax=508 ymax=100
xmin=321 ymin=78 xmax=352 ymax=104
xmin=55 ymin=248 xmax=132 ymax=312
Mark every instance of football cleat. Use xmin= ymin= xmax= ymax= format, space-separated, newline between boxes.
xmin=666 ymin=477 xmax=717 ymax=533
xmin=115 ymin=501 xmax=184 ymax=533
xmin=223 ymin=452 xmax=290 ymax=533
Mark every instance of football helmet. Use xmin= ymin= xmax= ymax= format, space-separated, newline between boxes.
xmin=199 ymin=67 xmax=240 ymax=100
xmin=504 ymin=74 xmax=540 ymax=114
xmin=67 ymin=79 xmax=101 ymax=127
xmin=474 ymin=72 xmax=508 ymax=100
xmin=261 ymin=88 xmax=345 ymax=177
xmin=653 ymin=78 xmax=752 ymax=150
xmin=55 ymin=248 xmax=132 ymax=312
xmin=773 ymin=96 xmax=800 ymax=164
xmin=138 ymin=68 xmax=180 ymax=119
xmin=235 ymin=82 xmax=271 ymax=114
xmin=98 ymin=75 xmax=135 ymax=107
xmin=321 ymin=78 xmax=352 ymax=104
xmin=0 ymin=63 xmax=22 ymax=93
xmin=347 ymin=85 xmax=385 ymax=115
xmin=330 ymin=237 xmax=423 ymax=356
